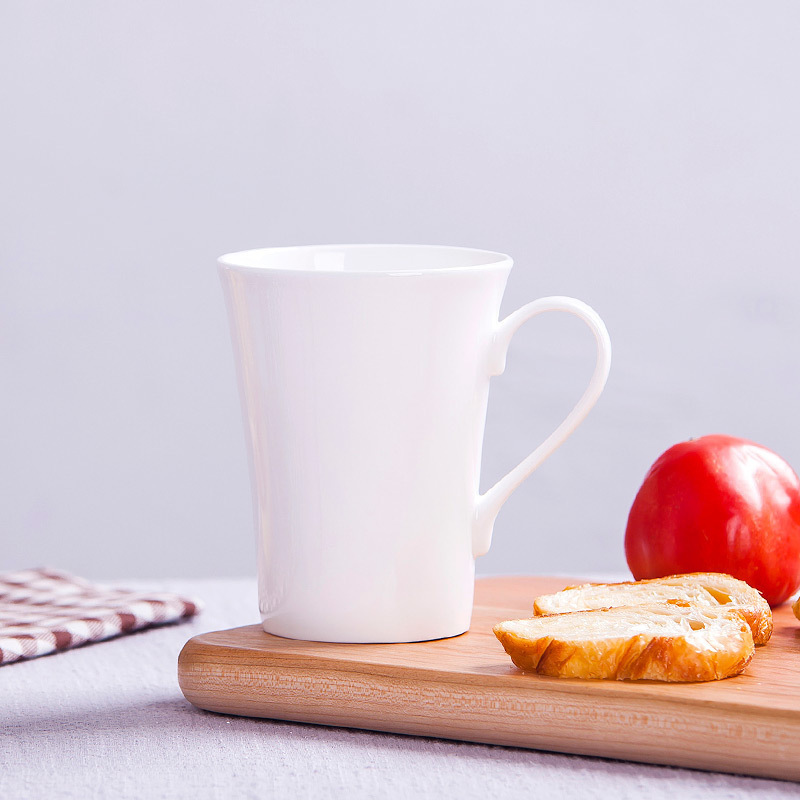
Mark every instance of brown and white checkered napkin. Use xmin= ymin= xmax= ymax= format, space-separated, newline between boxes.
xmin=0 ymin=567 xmax=201 ymax=666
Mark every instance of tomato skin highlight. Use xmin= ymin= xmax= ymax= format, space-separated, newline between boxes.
xmin=624 ymin=435 xmax=800 ymax=606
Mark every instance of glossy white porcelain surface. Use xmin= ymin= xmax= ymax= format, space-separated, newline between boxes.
xmin=219 ymin=245 xmax=611 ymax=642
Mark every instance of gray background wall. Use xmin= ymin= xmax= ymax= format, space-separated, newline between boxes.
xmin=3 ymin=2 xmax=799 ymax=580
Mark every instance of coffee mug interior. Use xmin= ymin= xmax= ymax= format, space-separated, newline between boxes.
xmin=218 ymin=244 xmax=511 ymax=274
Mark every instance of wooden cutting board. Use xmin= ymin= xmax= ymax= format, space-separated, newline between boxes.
xmin=178 ymin=576 xmax=800 ymax=782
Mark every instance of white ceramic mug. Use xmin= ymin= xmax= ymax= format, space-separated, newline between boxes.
xmin=219 ymin=245 xmax=611 ymax=643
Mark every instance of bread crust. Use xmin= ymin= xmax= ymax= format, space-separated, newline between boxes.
xmin=533 ymin=572 xmax=773 ymax=645
xmin=494 ymin=606 xmax=755 ymax=682
xmin=793 ymin=596 xmax=799 ymax=622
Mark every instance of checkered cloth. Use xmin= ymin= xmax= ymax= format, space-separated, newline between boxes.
xmin=0 ymin=567 xmax=201 ymax=666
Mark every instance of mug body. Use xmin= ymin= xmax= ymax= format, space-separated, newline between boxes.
xmin=219 ymin=245 xmax=512 ymax=642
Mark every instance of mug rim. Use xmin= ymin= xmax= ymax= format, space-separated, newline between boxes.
xmin=217 ymin=244 xmax=513 ymax=275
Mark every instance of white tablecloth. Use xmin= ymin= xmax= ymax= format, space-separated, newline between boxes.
xmin=1 ymin=578 xmax=797 ymax=799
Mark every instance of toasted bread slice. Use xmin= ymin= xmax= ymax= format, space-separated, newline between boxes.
xmin=793 ymin=596 xmax=799 ymax=621
xmin=494 ymin=604 xmax=754 ymax=681
xmin=533 ymin=573 xmax=772 ymax=645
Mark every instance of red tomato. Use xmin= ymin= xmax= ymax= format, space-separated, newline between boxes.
xmin=624 ymin=435 xmax=800 ymax=606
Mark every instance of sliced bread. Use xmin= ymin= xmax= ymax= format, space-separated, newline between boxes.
xmin=532 ymin=573 xmax=772 ymax=645
xmin=493 ymin=603 xmax=754 ymax=682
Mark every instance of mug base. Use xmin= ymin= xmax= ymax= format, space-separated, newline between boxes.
xmin=260 ymin=619 xmax=470 ymax=644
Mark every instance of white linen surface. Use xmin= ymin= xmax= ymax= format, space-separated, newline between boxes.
xmin=1 ymin=578 xmax=797 ymax=799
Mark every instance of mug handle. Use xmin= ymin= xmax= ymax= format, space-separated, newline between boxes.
xmin=472 ymin=296 xmax=612 ymax=557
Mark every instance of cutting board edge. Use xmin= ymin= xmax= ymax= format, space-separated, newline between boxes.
xmin=177 ymin=642 xmax=800 ymax=783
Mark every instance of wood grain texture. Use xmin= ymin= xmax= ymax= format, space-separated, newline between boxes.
xmin=178 ymin=576 xmax=800 ymax=781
